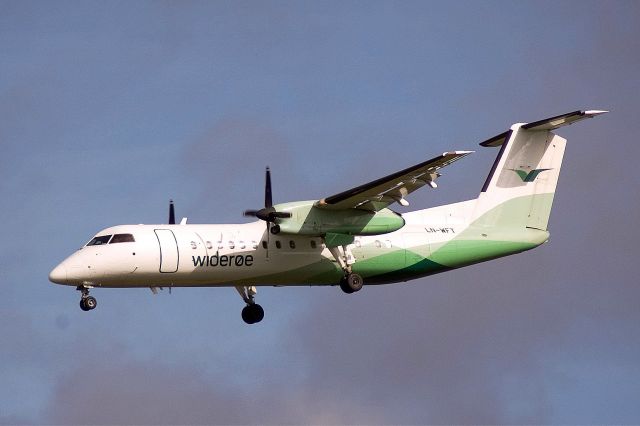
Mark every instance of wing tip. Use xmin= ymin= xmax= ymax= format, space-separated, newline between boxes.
xmin=443 ymin=150 xmax=474 ymax=156
xmin=584 ymin=109 xmax=609 ymax=116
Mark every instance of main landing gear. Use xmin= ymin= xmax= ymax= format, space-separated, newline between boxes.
xmin=236 ymin=285 xmax=264 ymax=324
xmin=328 ymin=245 xmax=364 ymax=294
xmin=77 ymin=285 xmax=97 ymax=311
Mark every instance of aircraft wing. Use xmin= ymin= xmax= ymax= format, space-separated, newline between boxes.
xmin=315 ymin=151 xmax=473 ymax=211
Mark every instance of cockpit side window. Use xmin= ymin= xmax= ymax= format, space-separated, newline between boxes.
xmin=87 ymin=235 xmax=112 ymax=246
xmin=110 ymin=233 xmax=135 ymax=244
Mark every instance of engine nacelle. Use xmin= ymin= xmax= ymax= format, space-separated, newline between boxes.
xmin=271 ymin=201 xmax=405 ymax=236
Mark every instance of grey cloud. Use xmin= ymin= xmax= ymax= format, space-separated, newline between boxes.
xmin=41 ymin=345 xmax=380 ymax=425
xmin=279 ymin=265 xmax=561 ymax=424
xmin=44 ymin=358 xmax=247 ymax=425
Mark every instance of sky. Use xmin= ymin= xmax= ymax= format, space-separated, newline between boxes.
xmin=1 ymin=0 xmax=639 ymax=424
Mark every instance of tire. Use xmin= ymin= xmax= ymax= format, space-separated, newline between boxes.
xmin=251 ymin=304 xmax=264 ymax=323
xmin=339 ymin=277 xmax=355 ymax=294
xmin=241 ymin=304 xmax=265 ymax=324
xmin=241 ymin=306 xmax=255 ymax=324
xmin=85 ymin=296 xmax=97 ymax=310
xmin=347 ymin=273 xmax=363 ymax=292
xmin=79 ymin=299 xmax=90 ymax=311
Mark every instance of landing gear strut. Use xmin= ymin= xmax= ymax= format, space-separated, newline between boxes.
xmin=235 ymin=285 xmax=264 ymax=324
xmin=77 ymin=285 xmax=97 ymax=311
xmin=328 ymin=245 xmax=364 ymax=294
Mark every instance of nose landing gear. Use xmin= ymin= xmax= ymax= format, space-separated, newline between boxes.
xmin=77 ymin=285 xmax=97 ymax=311
xmin=236 ymin=285 xmax=264 ymax=324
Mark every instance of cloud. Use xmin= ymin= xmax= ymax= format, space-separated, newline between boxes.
xmin=40 ymin=341 xmax=380 ymax=425
xmin=277 ymin=263 xmax=562 ymax=424
xmin=44 ymin=357 xmax=244 ymax=425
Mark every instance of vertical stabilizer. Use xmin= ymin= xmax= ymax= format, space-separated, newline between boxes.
xmin=472 ymin=110 xmax=607 ymax=231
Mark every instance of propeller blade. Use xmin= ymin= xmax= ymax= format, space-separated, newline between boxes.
xmin=243 ymin=167 xmax=290 ymax=223
xmin=169 ymin=200 xmax=175 ymax=225
xmin=265 ymin=167 xmax=272 ymax=208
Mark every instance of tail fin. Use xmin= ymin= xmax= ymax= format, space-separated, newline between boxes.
xmin=472 ymin=110 xmax=607 ymax=231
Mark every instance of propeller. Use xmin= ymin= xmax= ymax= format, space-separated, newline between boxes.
xmin=169 ymin=200 xmax=175 ymax=225
xmin=244 ymin=167 xmax=291 ymax=230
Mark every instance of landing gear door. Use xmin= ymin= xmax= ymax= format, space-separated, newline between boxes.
xmin=155 ymin=229 xmax=179 ymax=273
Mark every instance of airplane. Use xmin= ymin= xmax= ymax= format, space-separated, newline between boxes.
xmin=49 ymin=109 xmax=606 ymax=324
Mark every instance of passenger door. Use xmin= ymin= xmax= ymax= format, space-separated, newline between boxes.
xmin=154 ymin=229 xmax=179 ymax=273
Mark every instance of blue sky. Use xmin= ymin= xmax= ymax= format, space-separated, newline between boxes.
xmin=1 ymin=1 xmax=639 ymax=424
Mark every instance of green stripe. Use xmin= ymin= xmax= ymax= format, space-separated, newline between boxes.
xmin=228 ymin=195 xmax=552 ymax=286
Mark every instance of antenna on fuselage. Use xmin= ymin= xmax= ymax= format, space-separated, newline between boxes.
xmin=169 ymin=200 xmax=176 ymax=225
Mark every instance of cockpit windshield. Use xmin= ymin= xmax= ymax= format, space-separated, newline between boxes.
xmin=110 ymin=233 xmax=135 ymax=243
xmin=87 ymin=235 xmax=112 ymax=246
xmin=85 ymin=233 xmax=135 ymax=246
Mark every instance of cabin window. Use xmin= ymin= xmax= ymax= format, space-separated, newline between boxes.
xmin=310 ymin=240 xmax=317 ymax=249
xmin=206 ymin=241 xmax=213 ymax=249
xmin=239 ymin=241 xmax=246 ymax=249
xmin=110 ymin=234 xmax=135 ymax=244
xmin=384 ymin=240 xmax=392 ymax=248
xmin=262 ymin=241 xmax=267 ymax=249
xmin=87 ymin=235 xmax=112 ymax=246
xmin=251 ymin=241 xmax=258 ymax=249
xmin=275 ymin=241 xmax=282 ymax=249
xmin=375 ymin=240 xmax=382 ymax=248
xmin=354 ymin=238 xmax=361 ymax=248
xmin=190 ymin=241 xmax=197 ymax=249
xmin=217 ymin=241 xmax=223 ymax=249
xmin=228 ymin=241 xmax=235 ymax=249
xmin=289 ymin=240 xmax=296 ymax=249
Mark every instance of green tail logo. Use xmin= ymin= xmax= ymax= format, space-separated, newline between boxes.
xmin=510 ymin=168 xmax=551 ymax=182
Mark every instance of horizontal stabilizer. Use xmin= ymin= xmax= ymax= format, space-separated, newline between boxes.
xmin=522 ymin=109 xmax=608 ymax=131
xmin=480 ymin=110 xmax=608 ymax=147
xmin=480 ymin=130 xmax=511 ymax=147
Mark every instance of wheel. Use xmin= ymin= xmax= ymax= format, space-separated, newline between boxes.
xmin=80 ymin=296 xmax=97 ymax=311
xmin=344 ymin=273 xmax=363 ymax=293
xmin=251 ymin=304 xmax=264 ymax=323
xmin=339 ymin=276 xmax=355 ymax=294
xmin=347 ymin=273 xmax=363 ymax=292
xmin=241 ymin=306 xmax=253 ymax=324
xmin=270 ymin=224 xmax=280 ymax=235
xmin=241 ymin=304 xmax=264 ymax=324
xmin=79 ymin=299 xmax=90 ymax=311
xmin=85 ymin=296 xmax=97 ymax=310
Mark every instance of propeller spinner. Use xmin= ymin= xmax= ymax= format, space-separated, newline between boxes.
xmin=244 ymin=167 xmax=291 ymax=232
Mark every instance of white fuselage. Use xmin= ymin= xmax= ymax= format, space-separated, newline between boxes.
xmin=49 ymin=201 xmax=480 ymax=289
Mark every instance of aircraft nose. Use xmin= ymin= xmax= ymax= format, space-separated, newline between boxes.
xmin=49 ymin=263 xmax=67 ymax=284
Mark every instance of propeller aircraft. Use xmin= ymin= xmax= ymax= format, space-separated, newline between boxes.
xmin=49 ymin=110 xmax=606 ymax=324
